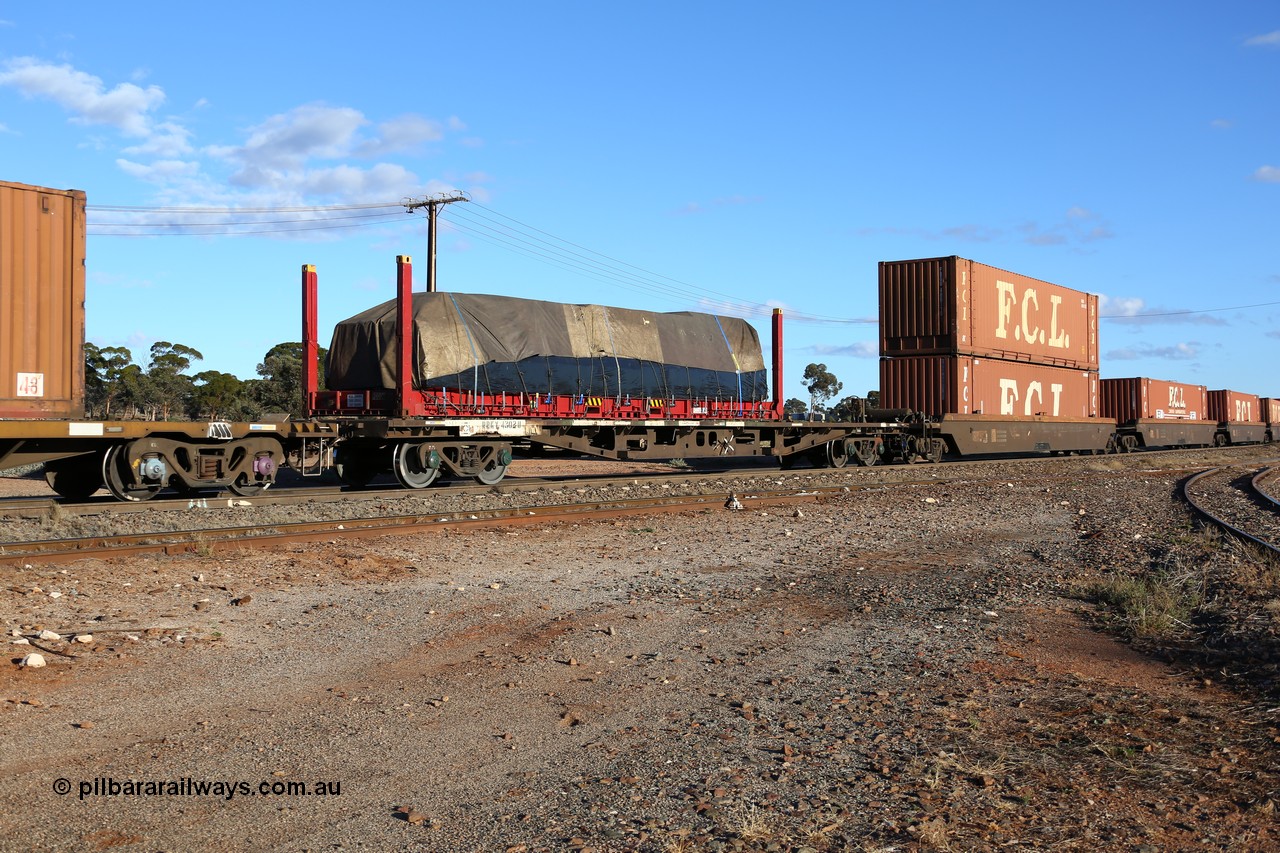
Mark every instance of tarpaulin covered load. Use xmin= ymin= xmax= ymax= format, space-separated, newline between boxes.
xmin=325 ymin=292 xmax=768 ymax=400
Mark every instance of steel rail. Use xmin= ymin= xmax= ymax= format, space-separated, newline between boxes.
xmin=0 ymin=465 xmax=1219 ymax=567
xmin=1182 ymin=466 xmax=1280 ymax=556
xmin=1249 ymin=465 xmax=1280 ymax=513
xmin=0 ymin=487 xmax=847 ymax=567
xmin=1 ymin=442 xmax=1258 ymax=519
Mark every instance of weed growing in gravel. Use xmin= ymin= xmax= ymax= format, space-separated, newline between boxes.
xmin=666 ymin=458 xmax=689 ymax=469
xmin=192 ymin=533 xmax=214 ymax=558
xmin=1089 ymin=571 xmax=1201 ymax=637
xmin=728 ymin=803 xmax=776 ymax=843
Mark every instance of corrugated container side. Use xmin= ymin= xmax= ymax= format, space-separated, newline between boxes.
xmin=0 ymin=180 xmax=86 ymax=419
xmin=879 ymin=256 xmax=1099 ymax=369
xmin=880 ymin=355 xmax=1099 ymax=419
xmin=1100 ymin=377 xmax=1208 ymax=422
xmin=1261 ymin=397 xmax=1280 ymax=426
xmin=1207 ymin=389 xmax=1262 ymax=425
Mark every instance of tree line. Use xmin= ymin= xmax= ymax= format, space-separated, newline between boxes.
xmin=782 ymin=362 xmax=879 ymax=420
xmin=83 ymin=341 xmax=325 ymax=421
xmin=82 ymin=349 xmax=867 ymax=424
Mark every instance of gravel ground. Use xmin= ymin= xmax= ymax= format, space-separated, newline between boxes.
xmin=1 ymin=448 xmax=1278 ymax=851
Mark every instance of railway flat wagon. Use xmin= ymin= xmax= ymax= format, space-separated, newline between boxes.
xmin=1207 ymin=389 xmax=1266 ymax=445
xmin=879 ymin=354 xmax=1110 ymax=455
xmin=879 ymin=256 xmax=1099 ymax=369
xmin=305 ymin=256 xmax=901 ymax=486
xmin=1099 ymin=377 xmax=1216 ymax=451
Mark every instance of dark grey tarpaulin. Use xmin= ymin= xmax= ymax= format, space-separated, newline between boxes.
xmin=325 ymin=292 xmax=769 ymax=400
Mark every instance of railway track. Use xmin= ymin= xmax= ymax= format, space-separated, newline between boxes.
xmin=0 ymin=443 xmax=1261 ymax=519
xmin=0 ymin=486 xmax=838 ymax=567
xmin=1182 ymin=463 xmax=1280 ymax=555
xmin=0 ymin=448 xmax=1249 ymax=568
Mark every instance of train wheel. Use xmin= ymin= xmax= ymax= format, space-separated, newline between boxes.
xmin=474 ymin=446 xmax=512 ymax=486
xmin=393 ymin=443 xmax=441 ymax=489
xmin=825 ymin=440 xmax=850 ymax=469
xmin=101 ymin=444 xmax=163 ymax=502
xmin=852 ymin=440 xmax=879 ymax=467
xmin=44 ymin=454 xmax=103 ymax=501
xmin=777 ymin=454 xmax=797 ymax=470
xmin=227 ymin=475 xmax=270 ymax=498
xmin=228 ymin=451 xmax=277 ymax=497
xmin=335 ymin=448 xmax=379 ymax=488
xmin=926 ymin=438 xmax=946 ymax=464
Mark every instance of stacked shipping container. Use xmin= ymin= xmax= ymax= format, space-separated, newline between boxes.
xmin=0 ymin=180 xmax=86 ymax=419
xmin=878 ymin=256 xmax=1101 ymax=421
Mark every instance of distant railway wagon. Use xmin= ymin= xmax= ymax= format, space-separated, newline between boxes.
xmin=879 ymin=256 xmax=1099 ymax=370
xmin=1100 ymin=377 xmax=1216 ymax=451
xmin=0 ymin=178 xmax=1275 ymax=501
xmin=1208 ymin=390 xmax=1267 ymax=445
xmin=1262 ymin=398 xmax=1280 ymax=441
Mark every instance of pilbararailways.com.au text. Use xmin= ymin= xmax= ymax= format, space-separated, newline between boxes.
xmin=54 ymin=777 xmax=342 ymax=801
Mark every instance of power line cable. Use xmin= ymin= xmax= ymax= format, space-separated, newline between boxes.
xmin=88 ymin=198 xmax=1271 ymax=322
xmin=1100 ymin=300 xmax=1280 ymax=319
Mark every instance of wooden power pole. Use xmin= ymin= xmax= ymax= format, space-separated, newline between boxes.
xmin=403 ymin=192 xmax=469 ymax=292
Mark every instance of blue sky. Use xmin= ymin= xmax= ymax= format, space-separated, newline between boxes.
xmin=1 ymin=3 xmax=1277 ymax=403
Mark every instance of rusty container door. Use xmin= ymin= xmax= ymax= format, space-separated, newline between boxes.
xmin=1260 ymin=397 xmax=1280 ymax=426
xmin=1101 ymin=377 xmax=1208 ymax=421
xmin=0 ymin=180 xmax=86 ymax=419
xmin=1207 ymin=390 xmax=1262 ymax=425
xmin=880 ymin=256 xmax=1098 ymax=369
xmin=881 ymin=355 xmax=1099 ymax=418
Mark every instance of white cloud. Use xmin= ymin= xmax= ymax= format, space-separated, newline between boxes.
xmin=356 ymin=115 xmax=444 ymax=157
xmin=121 ymin=121 xmax=193 ymax=157
xmin=1106 ymin=342 xmax=1200 ymax=360
xmin=115 ymin=158 xmax=202 ymax=183
xmin=299 ymin=163 xmax=420 ymax=199
xmin=1099 ymin=293 xmax=1227 ymax=326
xmin=1252 ymin=165 xmax=1280 ymax=183
xmin=0 ymin=57 xmax=164 ymax=136
xmin=220 ymin=103 xmax=367 ymax=172
xmin=206 ymin=103 xmax=462 ymax=203
xmin=1099 ymin=295 xmax=1146 ymax=317
xmin=1244 ymin=30 xmax=1280 ymax=47
xmin=812 ymin=342 xmax=878 ymax=358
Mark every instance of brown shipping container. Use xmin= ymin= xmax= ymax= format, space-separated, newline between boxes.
xmin=1261 ymin=398 xmax=1280 ymax=426
xmin=880 ymin=256 xmax=1099 ymax=369
xmin=1207 ymin=389 xmax=1262 ymax=425
xmin=880 ymin=355 xmax=1099 ymax=419
xmin=0 ymin=180 xmax=86 ymax=419
xmin=1100 ymin=377 xmax=1209 ymax=422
